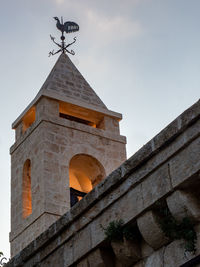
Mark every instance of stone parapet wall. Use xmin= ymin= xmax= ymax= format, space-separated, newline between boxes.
xmin=6 ymin=99 xmax=200 ymax=266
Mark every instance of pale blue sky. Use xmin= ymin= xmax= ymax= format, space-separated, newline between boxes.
xmin=0 ymin=0 xmax=199 ymax=258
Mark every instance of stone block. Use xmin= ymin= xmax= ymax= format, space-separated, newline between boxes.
xmin=152 ymin=118 xmax=179 ymax=152
xmin=141 ymin=240 xmax=154 ymax=258
xmin=144 ymin=248 xmax=164 ymax=267
xmin=183 ymin=119 xmax=200 ymax=146
xmin=96 ymin=168 xmax=122 ymax=199
xmin=90 ymin=206 xmax=117 ymax=249
xmin=23 ymin=254 xmax=40 ymax=267
xmin=40 ymin=246 xmax=64 ymax=267
xmin=114 ymin=184 xmax=144 ymax=224
xmin=15 ymin=121 xmax=23 ymax=141
xmin=63 ymin=239 xmax=74 ymax=267
xmin=142 ymin=164 xmax=171 ymax=208
xmin=87 ymin=248 xmax=114 ymax=267
xmin=164 ymin=239 xmax=194 ymax=267
xmin=91 ymin=184 xmax=144 ymax=248
xmin=45 ymin=142 xmax=59 ymax=154
xmin=73 ymin=226 xmax=92 ymax=262
xmin=111 ymin=238 xmax=141 ymax=266
xmin=167 ymin=190 xmax=200 ymax=222
xmin=36 ymin=97 xmax=59 ymax=119
xmin=137 ymin=211 xmax=169 ymax=250
xmin=152 ymin=132 xmax=185 ymax=169
xmin=170 ymin=137 xmax=200 ymax=187
xmin=39 ymin=233 xmax=60 ymax=260
xmin=120 ymin=141 xmax=152 ymax=178
xmin=100 ymin=184 xmax=126 ymax=211
xmin=77 ymin=200 xmax=102 ymax=231
xmin=100 ymin=116 xmax=120 ymax=134
xmin=180 ymin=99 xmax=200 ymax=128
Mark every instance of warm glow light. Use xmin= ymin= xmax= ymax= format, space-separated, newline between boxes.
xmin=69 ymin=170 xmax=92 ymax=193
xmin=22 ymin=159 xmax=32 ymax=218
xmin=59 ymin=102 xmax=104 ymax=129
xmin=22 ymin=107 xmax=36 ymax=133
xmin=69 ymin=154 xmax=106 ymax=197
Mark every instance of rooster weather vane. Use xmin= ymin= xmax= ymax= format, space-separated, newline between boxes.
xmin=49 ymin=17 xmax=79 ymax=57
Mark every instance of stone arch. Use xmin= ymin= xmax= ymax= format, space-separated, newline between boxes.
xmin=69 ymin=154 xmax=106 ymax=206
xmin=67 ymin=146 xmax=108 ymax=176
xmin=22 ymin=159 xmax=32 ymax=218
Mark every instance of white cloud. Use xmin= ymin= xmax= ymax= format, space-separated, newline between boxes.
xmin=54 ymin=0 xmax=64 ymax=5
xmin=85 ymin=9 xmax=142 ymax=44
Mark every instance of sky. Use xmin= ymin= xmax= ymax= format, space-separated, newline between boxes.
xmin=0 ymin=0 xmax=200 ymax=259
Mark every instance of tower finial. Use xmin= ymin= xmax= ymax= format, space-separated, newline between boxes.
xmin=49 ymin=17 xmax=79 ymax=57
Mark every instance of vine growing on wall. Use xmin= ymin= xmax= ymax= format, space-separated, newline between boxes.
xmin=155 ymin=203 xmax=197 ymax=254
xmin=101 ymin=219 xmax=137 ymax=242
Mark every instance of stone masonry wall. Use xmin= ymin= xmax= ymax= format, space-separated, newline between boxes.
xmin=7 ymin=99 xmax=200 ymax=266
xmin=10 ymin=97 xmax=126 ymax=257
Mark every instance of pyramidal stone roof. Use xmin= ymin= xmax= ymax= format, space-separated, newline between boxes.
xmin=39 ymin=53 xmax=107 ymax=109
xmin=12 ymin=53 xmax=122 ymax=128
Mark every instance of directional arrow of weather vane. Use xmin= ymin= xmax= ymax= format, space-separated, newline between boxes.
xmin=49 ymin=17 xmax=79 ymax=57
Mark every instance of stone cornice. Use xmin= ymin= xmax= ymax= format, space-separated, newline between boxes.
xmin=10 ymin=115 xmax=126 ymax=154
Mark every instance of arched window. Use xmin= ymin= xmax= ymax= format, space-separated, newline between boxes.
xmin=22 ymin=159 xmax=32 ymax=218
xmin=69 ymin=154 xmax=105 ymax=206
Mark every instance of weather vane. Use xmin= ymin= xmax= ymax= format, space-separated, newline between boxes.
xmin=49 ymin=17 xmax=79 ymax=57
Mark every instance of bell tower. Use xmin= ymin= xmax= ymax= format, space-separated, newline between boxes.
xmin=10 ymin=54 xmax=127 ymax=257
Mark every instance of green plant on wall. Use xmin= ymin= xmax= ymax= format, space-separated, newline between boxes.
xmin=102 ymin=209 xmax=197 ymax=254
xmin=103 ymin=219 xmax=124 ymax=241
xmin=101 ymin=219 xmax=137 ymax=242
xmin=156 ymin=203 xmax=197 ymax=254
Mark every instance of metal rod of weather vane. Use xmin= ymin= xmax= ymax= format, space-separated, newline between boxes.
xmin=61 ymin=34 xmax=64 ymax=53
xmin=60 ymin=16 xmax=65 ymax=53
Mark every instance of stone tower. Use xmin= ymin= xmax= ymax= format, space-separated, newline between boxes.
xmin=10 ymin=54 xmax=126 ymax=257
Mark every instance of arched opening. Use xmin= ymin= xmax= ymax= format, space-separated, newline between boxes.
xmin=22 ymin=106 xmax=36 ymax=133
xmin=22 ymin=159 xmax=32 ymax=218
xmin=69 ymin=154 xmax=106 ymax=207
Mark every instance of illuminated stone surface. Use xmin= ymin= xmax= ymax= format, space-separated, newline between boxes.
xmin=10 ymin=54 xmax=126 ymax=257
